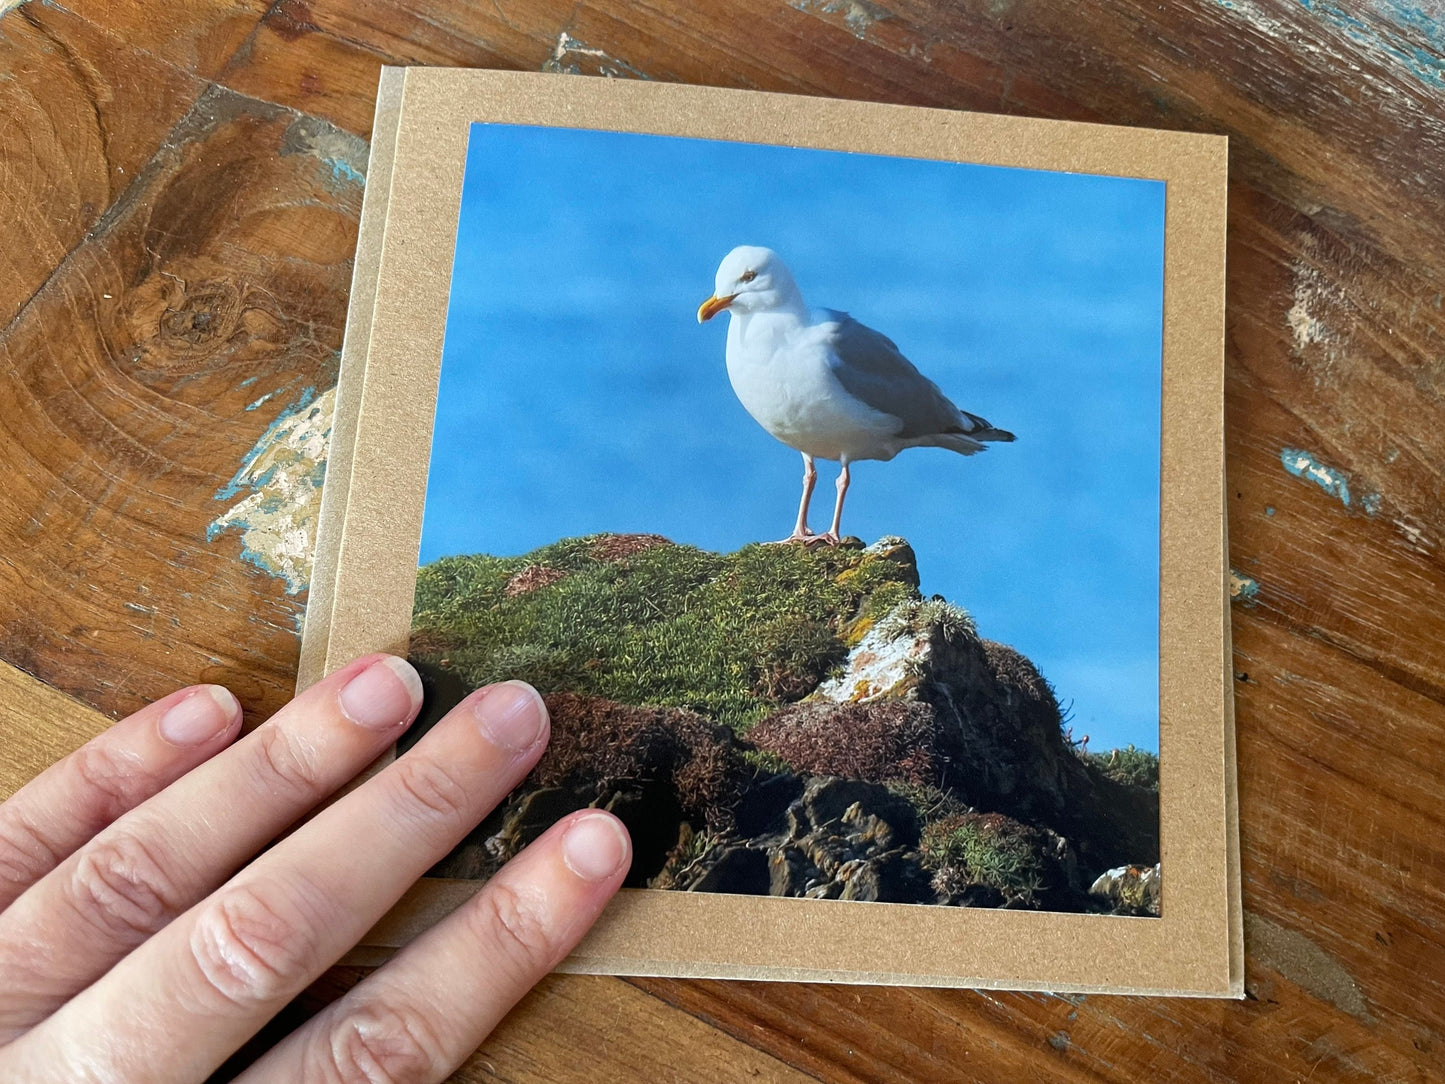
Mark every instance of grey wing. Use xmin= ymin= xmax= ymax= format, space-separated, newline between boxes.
xmin=821 ymin=312 xmax=976 ymax=440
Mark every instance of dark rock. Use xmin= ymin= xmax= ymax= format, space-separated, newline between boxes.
xmin=956 ymin=884 xmax=1006 ymax=908
xmin=799 ymin=777 xmax=921 ymax=847
xmin=837 ymin=849 xmax=936 ymax=903
xmin=688 ymin=846 xmax=770 ymax=895
xmin=485 ymin=787 xmax=590 ymax=863
xmin=753 ymin=776 xmax=935 ymax=904
xmin=401 ymin=657 xmax=471 ymax=753
xmin=769 ymin=846 xmax=820 ymax=896
xmin=600 ymin=781 xmax=686 ymax=887
xmin=733 ymin=771 xmax=804 ymax=836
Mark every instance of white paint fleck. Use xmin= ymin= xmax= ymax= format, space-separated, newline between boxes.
xmin=1281 ymin=446 xmax=1353 ymax=507
xmin=543 ymin=32 xmax=650 ymax=78
xmin=1288 ymin=264 xmax=1333 ymax=351
xmin=790 ymin=0 xmax=889 ymax=38
xmin=208 ymin=387 xmax=335 ymax=595
xmin=1394 ymin=515 xmax=1434 ymax=556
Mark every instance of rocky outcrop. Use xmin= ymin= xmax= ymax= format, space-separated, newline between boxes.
xmin=412 ymin=533 xmax=1162 ymax=915
xmin=662 ymin=777 xmax=935 ymax=904
xmin=1088 ymin=863 xmax=1162 ymax=917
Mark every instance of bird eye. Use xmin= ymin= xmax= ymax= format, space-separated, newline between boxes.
xmin=739 ymin=269 xmax=757 ymax=283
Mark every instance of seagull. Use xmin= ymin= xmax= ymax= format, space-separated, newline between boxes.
xmin=697 ymin=245 xmax=1015 ymax=545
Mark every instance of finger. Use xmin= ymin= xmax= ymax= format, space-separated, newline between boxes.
xmin=0 ymin=654 xmax=421 ymax=1040
xmin=236 ymin=809 xmax=630 ymax=1084
xmin=0 ymin=684 xmax=242 ymax=910
xmin=0 ymin=680 xmax=550 ymax=1083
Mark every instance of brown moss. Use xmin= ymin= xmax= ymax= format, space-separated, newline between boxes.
xmin=982 ymin=640 xmax=1060 ymax=729
xmin=536 ymin=693 xmax=749 ymax=831
xmin=748 ymin=700 xmax=947 ymax=789
xmin=588 ymin=533 xmax=672 ymax=562
xmin=406 ymin=627 xmax=459 ymax=662
xmin=503 ymin=564 xmax=568 ymax=598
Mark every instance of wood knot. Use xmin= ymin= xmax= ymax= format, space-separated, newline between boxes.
xmin=158 ymin=282 xmax=234 ymax=347
xmin=124 ymin=261 xmax=287 ymax=378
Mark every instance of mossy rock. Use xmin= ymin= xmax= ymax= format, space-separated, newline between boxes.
xmin=919 ymin=811 xmax=1054 ymax=908
xmin=410 ymin=533 xmax=922 ymax=732
xmin=1084 ymin=745 xmax=1160 ymax=791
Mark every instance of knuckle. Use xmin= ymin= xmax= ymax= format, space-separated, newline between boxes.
xmin=468 ymin=881 xmax=557 ymax=974
xmin=318 ymin=1001 xmax=447 ymax=1084
xmin=188 ymin=880 xmax=322 ymax=1010
xmin=389 ymin=757 xmax=474 ymax=841
xmin=251 ymin=723 xmax=325 ymax=802
xmin=0 ymin=815 xmax=63 ymax=888
xmin=71 ymin=741 xmax=146 ymax=826
xmin=68 ymin=830 xmax=182 ymax=943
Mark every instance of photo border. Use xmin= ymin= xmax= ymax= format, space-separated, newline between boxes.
xmin=301 ymin=67 xmax=1240 ymax=996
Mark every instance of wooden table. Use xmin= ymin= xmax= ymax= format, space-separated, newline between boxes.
xmin=2 ymin=1 xmax=1442 ymax=1079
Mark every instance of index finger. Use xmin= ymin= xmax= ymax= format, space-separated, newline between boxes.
xmin=0 ymin=679 xmax=552 ymax=1082
xmin=0 ymin=685 xmax=242 ymax=910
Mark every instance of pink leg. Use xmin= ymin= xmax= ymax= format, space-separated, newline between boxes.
xmin=772 ymin=455 xmax=818 ymax=544
xmin=818 ymin=460 xmax=850 ymax=546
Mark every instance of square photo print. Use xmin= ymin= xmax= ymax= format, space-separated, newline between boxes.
xmin=406 ymin=122 xmax=1166 ymax=920
xmin=303 ymin=68 xmax=1237 ymax=993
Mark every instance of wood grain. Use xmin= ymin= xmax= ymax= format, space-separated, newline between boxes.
xmin=1 ymin=0 xmax=1442 ymax=1080
xmin=0 ymin=660 xmax=111 ymax=795
xmin=0 ymin=79 xmax=364 ymax=726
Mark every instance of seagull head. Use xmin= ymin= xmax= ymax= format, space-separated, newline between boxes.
xmin=697 ymin=246 xmax=805 ymax=322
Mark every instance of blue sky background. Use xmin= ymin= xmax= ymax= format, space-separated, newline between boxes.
xmin=423 ymin=123 xmax=1165 ymax=753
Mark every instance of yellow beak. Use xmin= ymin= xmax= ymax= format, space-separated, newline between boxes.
xmin=696 ymin=293 xmax=737 ymax=323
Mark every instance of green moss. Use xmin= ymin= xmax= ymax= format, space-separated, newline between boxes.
xmin=886 ymin=780 xmax=968 ymax=826
xmin=1085 ymin=745 xmax=1160 ymax=790
xmin=740 ymin=747 xmax=794 ymax=776
xmin=410 ymin=535 xmax=921 ymax=733
xmin=919 ymin=813 xmax=1048 ymax=907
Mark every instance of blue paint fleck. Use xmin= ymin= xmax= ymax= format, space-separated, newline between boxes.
xmin=1280 ymin=447 xmax=1353 ymax=508
xmin=1230 ymin=569 xmax=1261 ymax=603
xmin=244 ymin=391 xmax=274 ymax=411
xmin=239 ymin=376 xmax=259 ymax=388
xmin=1265 ymin=506 xmax=1276 ymax=516
xmin=215 ymin=385 xmax=318 ymax=501
xmin=1361 ymin=492 xmax=1382 ymax=516
xmin=235 ymin=537 xmax=307 ymax=596
xmin=1293 ymin=0 xmax=1445 ymax=89
xmin=324 ymin=156 xmax=365 ymax=187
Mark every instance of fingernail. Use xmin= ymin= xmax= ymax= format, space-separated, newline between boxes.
xmin=160 ymin=685 xmax=240 ymax=746
xmin=561 ymin=813 xmax=630 ymax=882
xmin=338 ymin=656 xmax=423 ymax=730
xmin=474 ymin=681 xmax=548 ymax=752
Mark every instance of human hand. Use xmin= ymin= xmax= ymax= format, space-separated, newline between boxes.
xmin=0 ymin=654 xmax=631 ymax=1081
